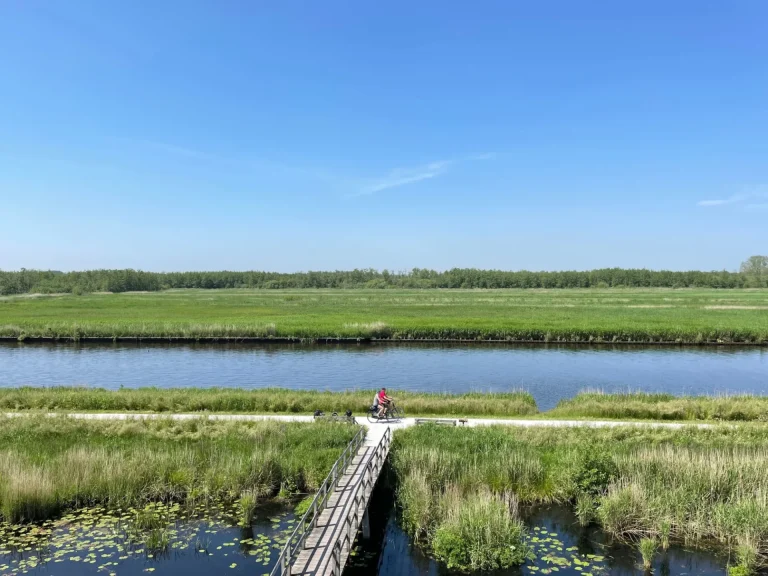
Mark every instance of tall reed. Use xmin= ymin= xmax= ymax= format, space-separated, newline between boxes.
xmin=391 ymin=424 xmax=768 ymax=565
xmin=551 ymin=391 xmax=768 ymax=421
xmin=0 ymin=415 xmax=356 ymax=522
xmin=0 ymin=387 xmax=538 ymax=417
xmin=431 ymin=487 xmax=529 ymax=571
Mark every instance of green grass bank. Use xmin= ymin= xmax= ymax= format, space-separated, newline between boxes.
xmin=0 ymin=387 xmax=538 ymax=417
xmin=391 ymin=424 xmax=768 ymax=572
xmin=550 ymin=391 xmax=768 ymax=421
xmin=6 ymin=388 xmax=768 ymax=422
xmin=0 ymin=416 xmax=357 ymax=523
xmin=2 ymin=288 xmax=768 ymax=343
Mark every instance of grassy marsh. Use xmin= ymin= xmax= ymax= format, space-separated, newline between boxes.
xmin=550 ymin=391 xmax=768 ymax=421
xmin=7 ymin=387 xmax=768 ymax=422
xmin=0 ymin=387 xmax=539 ymax=417
xmin=2 ymin=288 xmax=767 ymax=343
xmin=0 ymin=416 xmax=357 ymax=523
xmin=391 ymin=424 xmax=768 ymax=571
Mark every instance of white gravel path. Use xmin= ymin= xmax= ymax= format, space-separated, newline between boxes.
xmin=2 ymin=412 xmax=716 ymax=429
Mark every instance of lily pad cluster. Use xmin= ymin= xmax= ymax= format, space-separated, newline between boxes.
xmin=523 ymin=527 xmax=607 ymax=575
xmin=0 ymin=501 xmax=297 ymax=575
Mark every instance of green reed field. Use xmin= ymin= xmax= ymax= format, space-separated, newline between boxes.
xmin=391 ymin=424 xmax=768 ymax=573
xmin=1 ymin=288 xmax=767 ymax=343
xmin=6 ymin=388 xmax=768 ymax=422
xmin=0 ymin=387 xmax=538 ymax=417
xmin=550 ymin=391 xmax=768 ymax=421
xmin=0 ymin=416 xmax=356 ymax=523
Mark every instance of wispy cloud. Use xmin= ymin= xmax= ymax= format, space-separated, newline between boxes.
xmin=356 ymin=160 xmax=452 ymax=196
xmin=697 ymin=194 xmax=748 ymax=207
xmin=352 ymin=153 xmax=496 ymax=197
xmin=123 ymin=138 xmax=497 ymax=197
xmin=142 ymin=140 xmax=232 ymax=163
xmin=697 ymin=186 xmax=768 ymax=208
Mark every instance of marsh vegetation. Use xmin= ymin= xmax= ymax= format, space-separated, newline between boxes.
xmin=391 ymin=424 xmax=768 ymax=573
xmin=551 ymin=391 xmax=768 ymax=421
xmin=6 ymin=387 xmax=768 ymax=423
xmin=0 ymin=416 xmax=356 ymax=523
xmin=2 ymin=288 xmax=767 ymax=343
xmin=0 ymin=387 xmax=538 ymax=417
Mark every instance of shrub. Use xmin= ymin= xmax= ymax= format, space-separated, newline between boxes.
xmin=574 ymin=452 xmax=618 ymax=496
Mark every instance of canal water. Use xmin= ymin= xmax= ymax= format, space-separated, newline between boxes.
xmin=1 ymin=342 xmax=766 ymax=409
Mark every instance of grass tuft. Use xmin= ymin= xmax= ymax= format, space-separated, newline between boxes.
xmin=431 ymin=488 xmax=530 ymax=572
xmin=639 ymin=537 xmax=657 ymax=570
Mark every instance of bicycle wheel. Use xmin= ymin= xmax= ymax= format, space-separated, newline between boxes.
xmin=389 ymin=404 xmax=405 ymax=420
xmin=366 ymin=411 xmax=380 ymax=424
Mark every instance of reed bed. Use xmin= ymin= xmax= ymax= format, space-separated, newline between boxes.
xmin=391 ymin=425 xmax=768 ymax=571
xmin=551 ymin=391 xmax=768 ymax=421
xmin=2 ymin=288 xmax=767 ymax=343
xmin=0 ymin=415 xmax=356 ymax=523
xmin=0 ymin=387 xmax=538 ymax=417
xmin=8 ymin=388 xmax=768 ymax=422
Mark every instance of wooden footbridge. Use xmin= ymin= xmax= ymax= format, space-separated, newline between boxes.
xmin=270 ymin=424 xmax=393 ymax=576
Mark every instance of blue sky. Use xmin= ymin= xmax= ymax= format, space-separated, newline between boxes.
xmin=1 ymin=0 xmax=766 ymax=272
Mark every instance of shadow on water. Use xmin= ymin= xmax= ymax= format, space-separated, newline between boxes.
xmin=1 ymin=341 xmax=767 ymax=410
xmin=345 ymin=473 xmax=733 ymax=576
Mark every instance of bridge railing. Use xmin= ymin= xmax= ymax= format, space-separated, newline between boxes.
xmin=329 ymin=426 xmax=392 ymax=576
xmin=270 ymin=426 xmax=366 ymax=576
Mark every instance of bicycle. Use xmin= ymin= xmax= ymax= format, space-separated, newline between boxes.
xmin=366 ymin=401 xmax=406 ymax=423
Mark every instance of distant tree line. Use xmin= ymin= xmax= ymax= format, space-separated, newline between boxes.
xmin=1 ymin=260 xmax=766 ymax=295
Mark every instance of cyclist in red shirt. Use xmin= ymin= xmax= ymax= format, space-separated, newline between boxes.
xmin=376 ymin=387 xmax=393 ymax=419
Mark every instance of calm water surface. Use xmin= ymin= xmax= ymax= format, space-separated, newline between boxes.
xmin=1 ymin=343 xmax=766 ymax=409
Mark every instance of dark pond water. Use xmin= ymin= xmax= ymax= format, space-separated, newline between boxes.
xmin=1 ymin=342 xmax=767 ymax=410
xmin=0 ymin=501 xmax=295 ymax=576
xmin=346 ymin=478 xmax=732 ymax=576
